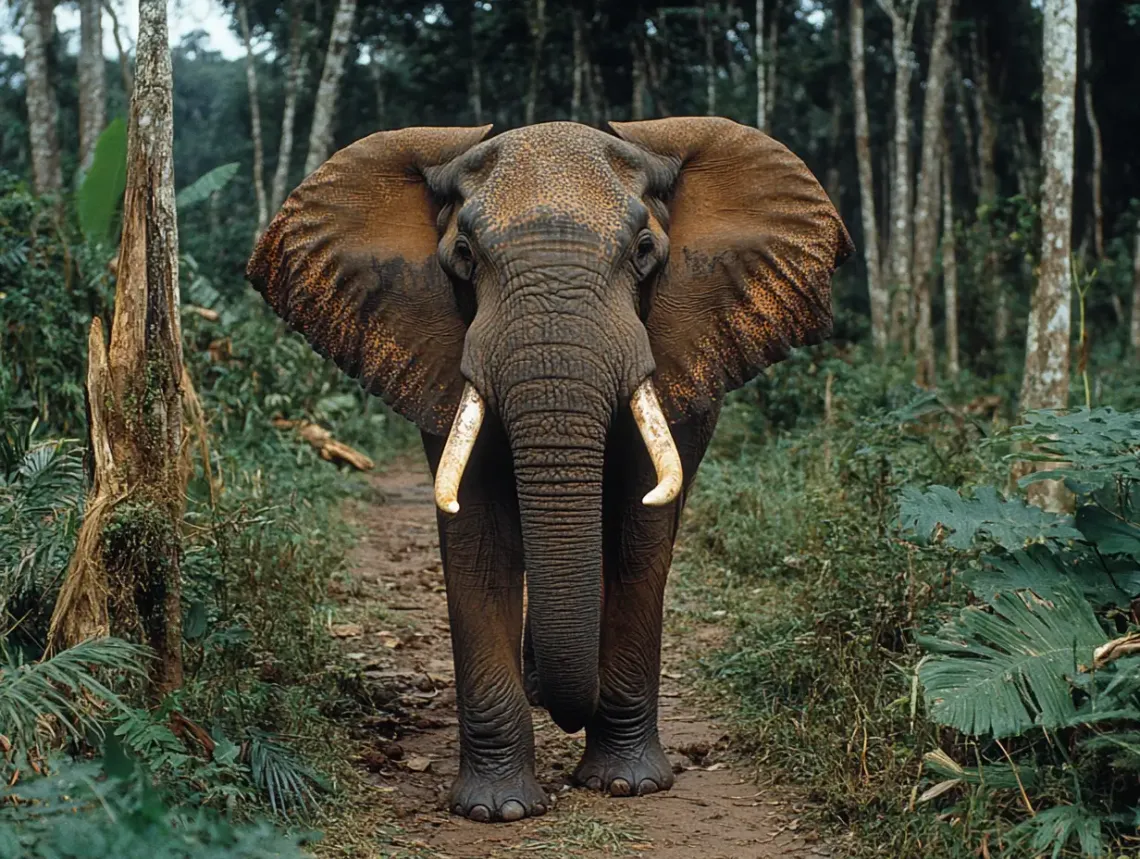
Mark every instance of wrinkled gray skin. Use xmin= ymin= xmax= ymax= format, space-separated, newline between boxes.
xmin=247 ymin=119 xmax=851 ymax=824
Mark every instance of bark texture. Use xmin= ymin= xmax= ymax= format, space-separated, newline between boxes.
xmin=238 ymin=1 xmax=268 ymax=233
xmin=851 ymin=0 xmax=886 ymax=354
xmin=703 ymin=4 xmax=716 ymax=115
xmin=942 ymin=147 xmax=959 ymax=377
xmin=878 ymin=0 xmax=919 ymax=349
xmin=78 ymin=0 xmax=106 ymax=173
xmin=22 ymin=0 xmax=62 ymax=195
xmin=1019 ymin=0 xmax=1077 ymax=511
xmin=912 ymin=0 xmax=954 ymax=387
xmin=755 ymin=0 xmax=767 ymax=130
xmin=50 ymin=0 xmax=187 ymax=694
xmin=571 ymin=8 xmax=585 ymax=122
xmin=304 ymin=0 xmax=357 ymax=175
xmin=270 ymin=4 xmax=305 ymax=213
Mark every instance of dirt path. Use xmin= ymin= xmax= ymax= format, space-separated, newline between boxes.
xmin=326 ymin=457 xmax=830 ymax=859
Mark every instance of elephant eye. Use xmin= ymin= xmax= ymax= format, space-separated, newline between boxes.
xmin=632 ymin=230 xmax=658 ymax=279
xmin=449 ymin=234 xmax=476 ymax=281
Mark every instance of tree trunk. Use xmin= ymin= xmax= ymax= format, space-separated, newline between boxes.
xmin=304 ymin=0 xmax=357 ymax=175
xmin=270 ymin=5 xmax=305 ymax=213
xmin=103 ymin=0 xmax=134 ymax=98
xmin=766 ymin=1 xmax=779 ymax=121
xmin=50 ymin=0 xmax=187 ymax=694
xmin=238 ymin=1 xmax=268 ymax=234
xmin=1018 ymin=0 xmax=1076 ymax=511
xmin=951 ymin=63 xmax=978 ymax=197
xmin=643 ymin=22 xmax=672 ymax=116
xmin=755 ymin=0 xmax=766 ymax=130
xmin=22 ymin=0 xmax=62 ymax=195
xmin=851 ymin=0 xmax=886 ymax=355
xmin=942 ymin=146 xmax=959 ymax=377
xmin=524 ymin=0 xmax=547 ymax=125
xmin=78 ymin=0 xmax=106 ymax=174
xmin=971 ymin=33 xmax=1006 ymax=351
xmin=1080 ymin=15 xmax=1104 ymax=259
xmin=878 ymin=0 xmax=919 ymax=349
xmin=631 ymin=25 xmax=647 ymax=120
xmin=912 ymin=0 xmax=954 ymax=388
xmin=571 ymin=9 xmax=585 ymax=122
xmin=703 ymin=4 xmax=716 ymax=116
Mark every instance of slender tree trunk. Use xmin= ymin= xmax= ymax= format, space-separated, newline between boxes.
xmin=370 ymin=48 xmax=386 ymax=126
xmin=755 ymin=0 xmax=766 ymax=130
xmin=1081 ymin=15 xmax=1104 ymax=259
xmin=304 ymin=0 xmax=357 ymax=175
xmin=942 ymin=146 xmax=959 ymax=377
xmin=766 ymin=1 xmax=779 ymax=121
xmin=50 ymin=0 xmax=186 ymax=694
xmin=1019 ymin=0 xmax=1076 ymax=511
xmin=912 ymin=0 xmax=954 ymax=388
xmin=103 ymin=0 xmax=134 ymax=98
xmin=571 ymin=9 xmax=585 ymax=122
xmin=22 ymin=0 xmax=62 ymax=195
xmin=238 ymin=1 xmax=268 ymax=234
xmin=524 ymin=0 xmax=547 ymax=125
xmin=78 ymin=0 xmax=106 ymax=174
xmin=631 ymin=10 xmax=647 ymax=120
xmin=643 ymin=23 xmax=671 ymax=116
xmin=951 ymin=64 xmax=978 ymax=197
xmin=878 ymin=0 xmax=919 ymax=349
xmin=851 ymin=0 xmax=886 ymax=355
xmin=270 ymin=7 xmax=305 ymax=213
xmin=703 ymin=4 xmax=716 ymax=116
xmin=1131 ymin=227 xmax=1140 ymax=360
xmin=971 ymin=34 xmax=1006 ymax=350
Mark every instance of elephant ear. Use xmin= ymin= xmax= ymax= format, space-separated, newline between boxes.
xmin=610 ymin=117 xmax=853 ymax=420
xmin=246 ymin=126 xmax=491 ymax=435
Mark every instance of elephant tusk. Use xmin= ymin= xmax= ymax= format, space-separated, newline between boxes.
xmin=631 ymin=379 xmax=683 ymax=507
xmin=435 ymin=382 xmax=485 ymax=514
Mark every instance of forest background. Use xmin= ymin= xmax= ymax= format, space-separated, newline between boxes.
xmin=3 ymin=1 xmax=1140 ymax=857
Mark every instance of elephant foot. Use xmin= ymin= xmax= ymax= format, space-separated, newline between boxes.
xmin=572 ymin=736 xmax=675 ymax=797
xmin=449 ymin=769 xmax=549 ymax=823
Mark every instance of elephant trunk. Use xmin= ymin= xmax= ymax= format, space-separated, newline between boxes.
xmin=503 ymin=377 xmax=610 ymax=734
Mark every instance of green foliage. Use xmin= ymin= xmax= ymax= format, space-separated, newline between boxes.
xmin=905 ymin=407 xmax=1140 ymax=857
xmin=0 ymin=759 xmax=316 ymax=859
xmin=899 ymin=484 xmax=1083 ymax=550
xmin=917 ymin=585 xmax=1107 ymax=737
xmin=176 ymin=163 xmax=240 ymax=210
xmin=0 ymin=637 xmax=147 ymax=756
xmin=77 ymin=119 xmax=127 ymax=246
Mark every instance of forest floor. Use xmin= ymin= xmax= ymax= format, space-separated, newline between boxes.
xmin=319 ymin=456 xmax=833 ymax=859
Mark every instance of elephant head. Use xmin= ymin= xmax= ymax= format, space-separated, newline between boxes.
xmin=247 ymin=118 xmax=852 ymax=732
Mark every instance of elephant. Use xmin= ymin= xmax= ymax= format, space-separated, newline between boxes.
xmin=247 ymin=117 xmax=852 ymax=823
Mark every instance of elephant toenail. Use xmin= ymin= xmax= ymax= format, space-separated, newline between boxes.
xmin=533 ymin=803 xmax=547 ymax=816
xmin=468 ymin=805 xmax=491 ymax=822
xmin=610 ymin=778 xmax=632 ymax=796
xmin=500 ymin=800 xmax=525 ymax=822
xmin=453 ymin=804 xmax=465 ymax=816
xmin=586 ymin=776 xmax=603 ymax=791
xmin=638 ymin=779 xmax=659 ymax=796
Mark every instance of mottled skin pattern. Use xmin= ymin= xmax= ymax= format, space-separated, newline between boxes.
xmin=247 ymin=119 xmax=852 ymax=823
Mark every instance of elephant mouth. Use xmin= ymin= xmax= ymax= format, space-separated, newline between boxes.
xmin=433 ymin=378 xmax=682 ymax=515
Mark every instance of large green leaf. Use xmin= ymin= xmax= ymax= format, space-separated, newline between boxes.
xmin=899 ymin=484 xmax=1083 ymax=551
xmin=917 ymin=584 xmax=1107 ymax=738
xmin=1010 ymin=408 xmax=1140 ymax=492
xmin=76 ymin=118 xmax=128 ymax=245
xmin=1076 ymin=504 xmax=1140 ymax=561
xmin=967 ymin=545 xmax=1140 ymax=609
xmin=176 ymin=162 xmax=240 ymax=209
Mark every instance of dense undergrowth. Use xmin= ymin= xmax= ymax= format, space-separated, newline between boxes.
xmin=1 ymin=171 xmax=414 ymax=856
xmin=683 ymin=346 xmax=1140 ymax=858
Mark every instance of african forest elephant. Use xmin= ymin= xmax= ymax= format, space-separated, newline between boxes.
xmin=247 ymin=118 xmax=852 ymax=823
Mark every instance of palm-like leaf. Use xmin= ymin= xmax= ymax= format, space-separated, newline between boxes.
xmin=0 ymin=637 xmax=148 ymax=752
xmin=247 ymin=730 xmax=323 ymax=817
xmin=917 ymin=585 xmax=1107 ymax=738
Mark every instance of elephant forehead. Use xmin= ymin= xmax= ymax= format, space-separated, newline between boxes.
xmin=471 ymin=124 xmax=642 ymax=239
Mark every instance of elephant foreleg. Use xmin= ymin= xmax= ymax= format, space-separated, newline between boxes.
xmin=423 ymin=432 xmax=546 ymax=823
